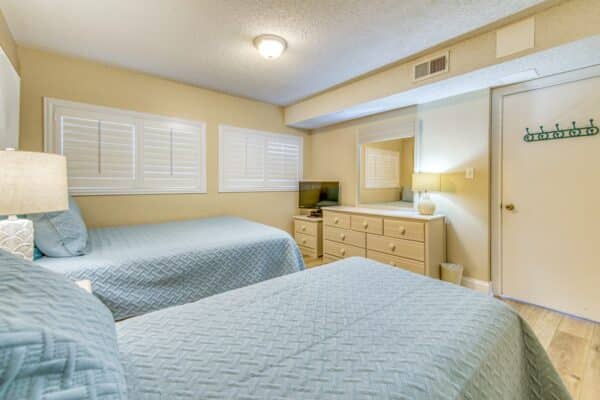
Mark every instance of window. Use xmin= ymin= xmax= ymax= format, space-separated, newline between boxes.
xmin=219 ymin=125 xmax=303 ymax=192
xmin=365 ymin=147 xmax=400 ymax=189
xmin=44 ymin=98 xmax=206 ymax=195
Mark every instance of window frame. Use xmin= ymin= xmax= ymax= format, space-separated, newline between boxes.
xmin=44 ymin=97 xmax=207 ymax=196
xmin=218 ymin=124 xmax=303 ymax=193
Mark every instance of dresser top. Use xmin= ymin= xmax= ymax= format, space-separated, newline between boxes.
xmin=323 ymin=206 xmax=445 ymax=221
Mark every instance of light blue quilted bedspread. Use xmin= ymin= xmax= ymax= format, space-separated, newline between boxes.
xmin=117 ymin=257 xmax=570 ymax=400
xmin=37 ymin=216 xmax=304 ymax=321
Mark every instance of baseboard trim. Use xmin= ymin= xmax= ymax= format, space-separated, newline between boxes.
xmin=461 ymin=277 xmax=492 ymax=295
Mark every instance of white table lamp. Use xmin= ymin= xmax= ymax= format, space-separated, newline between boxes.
xmin=412 ymin=173 xmax=441 ymax=216
xmin=0 ymin=149 xmax=68 ymax=260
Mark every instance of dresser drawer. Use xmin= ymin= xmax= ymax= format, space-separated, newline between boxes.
xmin=323 ymin=225 xmax=366 ymax=248
xmin=324 ymin=240 xmax=366 ymax=259
xmin=350 ymin=215 xmax=383 ymax=234
xmin=295 ymin=232 xmax=317 ymax=249
xmin=323 ymin=212 xmax=351 ymax=229
xmin=384 ymin=219 xmax=425 ymax=242
xmin=299 ymin=245 xmax=318 ymax=258
xmin=367 ymin=250 xmax=425 ymax=275
xmin=366 ymin=234 xmax=424 ymax=261
xmin=295 ymin=220 xmax=318 ymax=236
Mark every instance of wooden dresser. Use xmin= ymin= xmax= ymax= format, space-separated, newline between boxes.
xmin=293 ymin=215 xmax=323 ymax=259
xmin=322 ymin=206 xmax=445 ymax=278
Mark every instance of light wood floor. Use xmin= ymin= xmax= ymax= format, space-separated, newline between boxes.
xmin=303 ymin=257 xmax=599 ymax=399
xmin=502 ymin=299 xmax=599 ymax=400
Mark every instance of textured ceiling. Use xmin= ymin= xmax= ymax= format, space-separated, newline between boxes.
xmin=0 ymin=0 xmax=546 ymax=105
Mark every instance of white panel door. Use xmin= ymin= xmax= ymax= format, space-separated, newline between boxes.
xmin=500 ymin=73 xmax=600 ymax=321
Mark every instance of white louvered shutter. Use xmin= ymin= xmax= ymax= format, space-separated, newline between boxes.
xmin=141 ymin=122 xmax=204 ymax=191
xmin=219 ymin=125 xmax=302 ymax=192
xmin=46 ymin=99 xmax=206 ymax=195
xmin=265 ymin=135 xmax=302 ymax=190
xmin=59 ymin=112 xmax=135 ymax=191
xmin=365 ymin=147 xmax=400 ymax=189
xmin=220 ymin=128 xmax=265 ymax=191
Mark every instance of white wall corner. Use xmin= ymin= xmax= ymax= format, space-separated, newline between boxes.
xmin=461 ymin=276 xmax=492 ymax=295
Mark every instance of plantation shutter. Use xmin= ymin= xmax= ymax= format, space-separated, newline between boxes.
xmin=265 ymin=134 xmax=302 ymax=190
xmin=219 ymin=125 xmax=303 ymax=192
xmin=365 ymin=147 xmax=400 ymax=189
xmin=46 ymin=99 xmax=206 ymax=195
xmin=59 ymin=112 xmax=136 ymax=191
xmin=141 ymin=122 xmax=204 ymax=191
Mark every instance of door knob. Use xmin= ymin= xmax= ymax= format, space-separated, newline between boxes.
xmin=505 ymin=204 xmax=515 ymax=211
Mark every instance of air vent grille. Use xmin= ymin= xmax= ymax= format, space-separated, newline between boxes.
xmin=430 ymin=56 xmax=447 ymax=74
xmin=413 ymin=52 xmax=449 ymax=81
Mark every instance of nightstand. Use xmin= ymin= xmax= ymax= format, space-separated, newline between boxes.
xmin=293 ymin=215 xmax=322 ymax=259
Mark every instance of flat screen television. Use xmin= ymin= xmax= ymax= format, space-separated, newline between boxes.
xmin=299 ymin=181 xmax=339 ymax=209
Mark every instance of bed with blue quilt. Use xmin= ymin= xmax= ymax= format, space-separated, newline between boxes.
xmin=1 ymin=252 xmax=570 ymax=399
xmin=37 ymin=216 xmax=304 ymax=320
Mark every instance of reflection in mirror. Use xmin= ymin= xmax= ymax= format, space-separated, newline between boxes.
xmin=359 ymin=136 xmax=415 ymax=208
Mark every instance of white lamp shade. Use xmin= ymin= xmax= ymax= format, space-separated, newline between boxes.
xmin=0 ymin=150 xmax=68 ymax=215
xmin=412 ymin=173 xmax=441 ymax=193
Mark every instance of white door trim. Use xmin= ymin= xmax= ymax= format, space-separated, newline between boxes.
xmin=490 ymin=65 xmax=600 ymax=296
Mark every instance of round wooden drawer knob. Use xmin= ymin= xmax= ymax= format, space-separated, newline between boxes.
xmin=389 ymin=243 xmax=396 ymax=251
xmin=340 ymin=233 xmax=346 ymax=240
xmin=301 ymin=225 xmax=306 ymax=231
xmin=340 ymin=248 xmax=346 ymax=255
xmin=362 ymin=221 xmax=368 ymax=228
xmin=302 ymin=239 xmax=307 ymax=244
xmin=399 ymin=227 xmax=406 ymax=234
xmin=334 ymin=218 xmax=339 ymax=224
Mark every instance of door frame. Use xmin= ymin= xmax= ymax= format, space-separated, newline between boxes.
xmin=490 ymin=65 xmax=600 ymax=296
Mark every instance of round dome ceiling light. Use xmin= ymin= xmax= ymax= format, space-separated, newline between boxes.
xmin=253 ymin=34 xmax=287 ymax=59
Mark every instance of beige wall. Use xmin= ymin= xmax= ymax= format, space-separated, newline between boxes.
xmin=418 ymin=90 xmax=491 ymax=282
xmin=310 ymin=90 xmax=491 ymax=281
xmin=400 ymin=137 xmax=414 ymax=189
xmin=17 ymin=46 xmax=310 ymax=233
xmin=0 ymin=8 xmax=18 ymax=73
xmin=285 ymin=0 xmax=599 ymax=126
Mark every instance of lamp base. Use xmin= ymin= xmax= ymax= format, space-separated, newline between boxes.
xmin=417 ymin=194 xmax=436 ymax=216
xmin=0 ymin=216 xmax=34 ymax=261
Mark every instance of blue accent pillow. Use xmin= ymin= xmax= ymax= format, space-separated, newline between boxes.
xmin=33 ymin=245 xmax=43 ymax=260
xmin=29 ymin=196 xmax=89 ymax=257
xmin=0 ymin=250 xmax=127 ymax=398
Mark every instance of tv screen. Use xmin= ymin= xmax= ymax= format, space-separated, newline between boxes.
xmin=299 ymin=181 xmax=339 ymax=209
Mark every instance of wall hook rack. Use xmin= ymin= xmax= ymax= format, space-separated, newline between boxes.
xmin=524 ymin=119 xmax=598 ymax=143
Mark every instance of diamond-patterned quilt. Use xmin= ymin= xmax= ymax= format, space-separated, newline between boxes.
xmin=117 ymin=257 xmax=570 ymax=400
xmin=37 ymin=216 xmax=304 ymax=320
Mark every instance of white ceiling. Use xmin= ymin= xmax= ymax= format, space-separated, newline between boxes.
xmin=1 ymin=0 xmax=546 ymax=105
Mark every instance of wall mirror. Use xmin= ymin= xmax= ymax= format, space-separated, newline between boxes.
xmin=357 ymin=117 xmax=418 ymax=209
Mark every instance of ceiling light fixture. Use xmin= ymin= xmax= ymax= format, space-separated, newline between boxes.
xmin=253 ymin=34 xmax=287 ymax=59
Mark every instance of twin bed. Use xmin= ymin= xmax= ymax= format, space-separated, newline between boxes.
xmin=36 ymin=216 xmax=304 ymax=320
xmin=1 ymin=251 xmax=570 ymax=399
